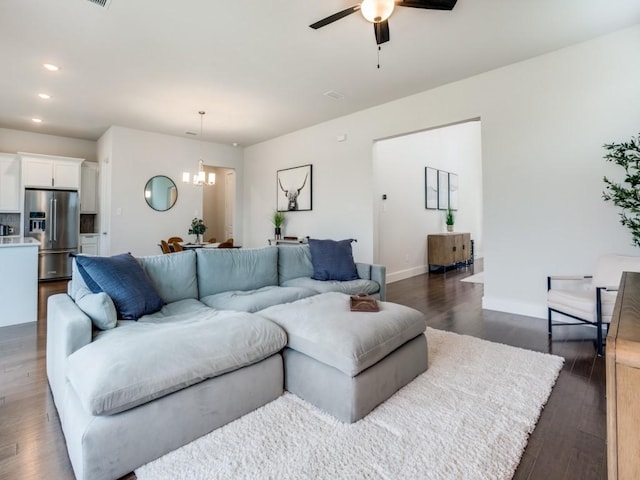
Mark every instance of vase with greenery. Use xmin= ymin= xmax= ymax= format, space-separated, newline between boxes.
xmin=188 ymin=218 xmax=207 ymax=244
xmin=602 ymin=132 xmax=640 ymax=247
xmin=272 ymin=211 xmax=286 ymax=239
xmin=445 ymin=208 xmax=455 ymax=232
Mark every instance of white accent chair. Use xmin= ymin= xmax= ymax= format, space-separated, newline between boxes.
xmin=547 ymin=254 xmax=640 ymax=356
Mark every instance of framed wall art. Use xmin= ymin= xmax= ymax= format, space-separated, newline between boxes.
xmin=425 ymin=167 xmax=438 ymax=209
xmin=277 ymin=164 xmax=312 ymax=212
xmin=438 ymin=170 xmax=449 ymax=210
xmin=448 ymin=173 xmax=459 ymax=210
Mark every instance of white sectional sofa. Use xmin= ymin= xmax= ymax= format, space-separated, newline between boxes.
xmin=47 ymin=245 xmax=388 ymax=480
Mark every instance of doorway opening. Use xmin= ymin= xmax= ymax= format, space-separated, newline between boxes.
xmin=372 ymin=119 xmax=483 ymax=283
xmin=202 ymin=165 xmax=236 ymax=244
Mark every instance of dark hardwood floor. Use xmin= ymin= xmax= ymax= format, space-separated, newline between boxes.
xmin=0 ymin=260 xmax=606 ymax=480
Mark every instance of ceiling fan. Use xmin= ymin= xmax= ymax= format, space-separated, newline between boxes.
xmin=310 ymin=0 xmax=458 ymax=46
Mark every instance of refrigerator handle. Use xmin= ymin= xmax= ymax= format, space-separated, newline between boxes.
xmin=52 ymin=197 xmax=57 ymax=242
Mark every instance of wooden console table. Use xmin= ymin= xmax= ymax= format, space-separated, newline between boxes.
xmin=607 ymin=271 xmax=640 ymax=480
xmin=268 ymin=237 xmax=308 ymax=246
xmin=427 ymin=233 xmax=471 ymax=270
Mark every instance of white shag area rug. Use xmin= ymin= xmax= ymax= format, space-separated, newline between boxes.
xmin=461 ymin=272 xmax=485 ymax=284
xmin=136 ymin=328 xmax=563 ymax=480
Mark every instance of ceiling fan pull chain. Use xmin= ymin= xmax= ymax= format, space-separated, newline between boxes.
xmin=377 ymin=45 xmax=381 ymax=69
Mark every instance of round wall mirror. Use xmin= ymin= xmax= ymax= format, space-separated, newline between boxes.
xmin=144 ymin=175 xmax=178 ymax=211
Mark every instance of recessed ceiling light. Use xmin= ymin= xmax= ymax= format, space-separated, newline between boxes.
xmin=43 ymin=63 xmax=60 ymax=72
xmin=38 ymin=93 xmax=51 ymax=99
xmin=32 ymin=118 xmax=43 ymax=123
xmin=232 ymin=142 xmax=239 ymax=147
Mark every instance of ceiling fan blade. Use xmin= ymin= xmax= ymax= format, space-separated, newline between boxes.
xmin=396 ymin=0 xmax=457 ymax=10
xmin=374 ymin=20 xmax=390 ymax=45
xmin=309 ymin=5 xmax=361 ymax=29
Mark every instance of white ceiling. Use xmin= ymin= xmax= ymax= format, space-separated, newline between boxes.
xmin=1 ymin=0 xmax=639 ymax=147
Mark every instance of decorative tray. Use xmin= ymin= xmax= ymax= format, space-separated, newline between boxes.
xmin=350 ymin=293 xmax=379 ymax=312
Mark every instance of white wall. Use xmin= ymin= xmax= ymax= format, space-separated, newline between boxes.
xmin=99 ymin=126 xmax=243 ymax=257
xmin=244 ymin=24 xmax=640 ymax=319
xmin=0 ymin=127 xmax=96 ymax=161
xmin=373 ymin=121 xmax=483 ymax=283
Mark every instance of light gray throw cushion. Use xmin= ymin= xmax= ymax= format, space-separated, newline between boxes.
xmin=66 ymin=310 xmax=287 ymax=416
xmin=69 ymin=257 xmax=91 ymax=301
xmin=201 ymin=286 xmax=317 ymax=313
xmin=258 ymin=292 xmax=426 ymax=376
xmin=137 ymin=250 xmax=198 ymax=303
xmin=196 ymin=247 xmax=278 ymax=297
xmin=75 ymin=289 xmax=117 ymax=330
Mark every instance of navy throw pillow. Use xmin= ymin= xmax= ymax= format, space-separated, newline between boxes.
xmin=308 ymin=238 xmax=359 ymax=281
xmin=75 ymin=253 xmax=165 ymax=320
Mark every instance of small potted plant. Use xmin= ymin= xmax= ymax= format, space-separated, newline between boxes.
xmin=188 ymin=218 xmax=207 ymax=244
xmin=272 ymin=211 xmax=286 ymax=239
xmin=445 ymin=208 xmax=455 ymax=232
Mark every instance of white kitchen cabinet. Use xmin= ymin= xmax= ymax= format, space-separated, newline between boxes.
xmin=81 ymin=162 xmax=99 ymax=213
xmin=80 ymin=234 xmax=99 ymax=255
xmin=20 ymin=152 xmax=83 ymax=189
xmin=0 ymin=238 xmax=39 ymax=326
xmin=0 ymin=153 xmax=20 ymax=212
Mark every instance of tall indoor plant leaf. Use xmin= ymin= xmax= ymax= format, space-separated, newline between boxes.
xmin=602 ymin=132 xmax=640 ymax=247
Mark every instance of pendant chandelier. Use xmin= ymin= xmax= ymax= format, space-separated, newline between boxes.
xmin=182 ymin=111 xmax=215 ymax=186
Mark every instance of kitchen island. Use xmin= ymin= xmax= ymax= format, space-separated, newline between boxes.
xmin=0 ymin=237 xmax=39 ymax=327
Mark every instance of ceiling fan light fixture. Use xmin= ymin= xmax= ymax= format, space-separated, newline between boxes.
xmin=360 ymin=0 xmax=395 ymax=23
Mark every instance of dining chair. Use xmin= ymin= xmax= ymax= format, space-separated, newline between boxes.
xmin=171 ymin=241 xmax=184 ymax=252
xmin=160 ymin=240 xmax=171 ymax=254
xmin=167 ymin=236 xmax=183 ymax=244
xmin=207 ymin=237 xmax=217 ymax=243
xmin=218 ymin=238 xmax=234 ymax=248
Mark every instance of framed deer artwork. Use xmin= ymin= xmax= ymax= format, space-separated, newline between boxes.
xmin=277 ymin=164 xmax=312 ymax=212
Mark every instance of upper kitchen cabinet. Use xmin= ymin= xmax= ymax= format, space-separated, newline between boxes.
xmin=19 ymin=152 xmax=83 ymax=189
xmin=0 ymin=153 xmax=20 ymax=212
xmin=80 ymin=162 xmax=98 ymax=213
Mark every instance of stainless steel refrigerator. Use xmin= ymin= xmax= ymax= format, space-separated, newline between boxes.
xmin=24 ymin=188 xmax=79 ymax=280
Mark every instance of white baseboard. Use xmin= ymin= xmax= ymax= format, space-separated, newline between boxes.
xmin=482 ymin=296 xmax=547 ymax=320
xmin=386 ymin=265 xmax=428 ymax=284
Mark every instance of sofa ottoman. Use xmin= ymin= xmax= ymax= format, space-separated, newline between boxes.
xmin=258 ymin=292 xmax=428 ymax=423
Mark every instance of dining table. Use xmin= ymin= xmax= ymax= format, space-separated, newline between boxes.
xmin=179 ymin=242 xmax=220 ymax=249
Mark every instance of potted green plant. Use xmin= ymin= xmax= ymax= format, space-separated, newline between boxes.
xmin=445 ymin=208 xmax=455 ymax=232
xmin=272 ymin=211 xmax=286 ymax=239
xmin=602 ymin=132 xmax=640 ymax=247
xmin=188 ymin=218 xmax=207 ymax=244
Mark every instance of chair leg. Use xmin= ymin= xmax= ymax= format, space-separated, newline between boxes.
xmin=546 ymin=277 xmax=552 ymax=336
xmin=596 ymin=320 xmax=604 ymax=357
xmin=596 ymin=287 xmax=604 ymax=357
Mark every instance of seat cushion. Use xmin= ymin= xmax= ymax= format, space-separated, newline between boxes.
xmin=282 ymin=276 xmax=380 ymax=296
xmin=258 ymin=292 xmax=426 ymax=376
xmin=67 ymin=310 xmax=287 ymax=416
xmin=200 ymin=286 xmax=317 ymax=313
xmin=138 ymin=298 xmax=213 ymax=323
xmin=75 ymin=253 xmax=164 ymax=320
xmin=547 ymin=288 xmax=617 ymax=323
